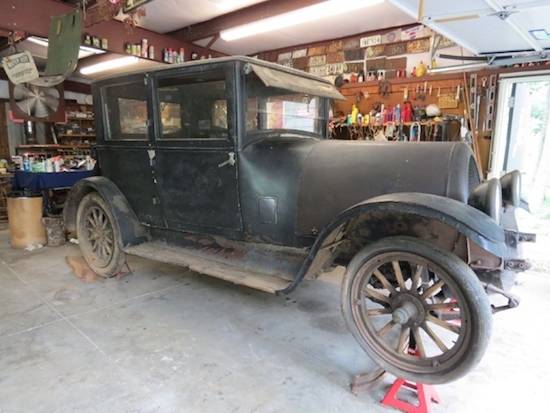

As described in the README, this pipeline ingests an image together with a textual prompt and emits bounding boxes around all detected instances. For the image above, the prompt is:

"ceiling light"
[220,0,385,41]
[80,56,139,75]
[26,36,106,59]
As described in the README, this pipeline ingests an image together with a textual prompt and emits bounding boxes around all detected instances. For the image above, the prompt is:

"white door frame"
[489,71,550,179]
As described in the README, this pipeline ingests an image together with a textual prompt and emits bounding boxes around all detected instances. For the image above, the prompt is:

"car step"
[125,241,293,294]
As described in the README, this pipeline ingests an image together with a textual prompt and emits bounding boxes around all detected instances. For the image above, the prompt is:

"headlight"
[500,170,521,207]
[468,178,502,223]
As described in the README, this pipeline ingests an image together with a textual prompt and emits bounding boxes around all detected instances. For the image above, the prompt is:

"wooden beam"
[0,0,223,60]
[170,0,326,42]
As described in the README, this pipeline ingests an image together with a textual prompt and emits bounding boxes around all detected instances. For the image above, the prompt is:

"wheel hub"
[391,292,426,326]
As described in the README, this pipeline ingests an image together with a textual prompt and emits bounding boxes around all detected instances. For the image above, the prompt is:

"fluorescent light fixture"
[428,62,489,74]
[220,0,385,41]
[26,36,106,59]
[80,56,139,75]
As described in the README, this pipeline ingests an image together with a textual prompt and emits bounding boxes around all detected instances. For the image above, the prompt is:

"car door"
[95,75,163,227]
[151,64,243,236]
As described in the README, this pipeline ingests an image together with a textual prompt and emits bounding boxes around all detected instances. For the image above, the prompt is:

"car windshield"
[245,73,326,138]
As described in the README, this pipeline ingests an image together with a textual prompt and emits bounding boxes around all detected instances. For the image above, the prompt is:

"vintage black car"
[64,57,532,385]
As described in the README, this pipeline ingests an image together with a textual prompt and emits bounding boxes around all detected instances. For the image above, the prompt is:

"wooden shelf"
[339,72,465,90]
[66,117,94,121]
[334,120,443,128]
[57,134,96,138]
[17,144,91,150]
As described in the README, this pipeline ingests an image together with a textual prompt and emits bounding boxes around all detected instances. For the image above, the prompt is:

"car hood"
[296,140,479,236]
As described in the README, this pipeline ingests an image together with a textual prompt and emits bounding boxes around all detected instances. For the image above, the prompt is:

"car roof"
[94,55,334,86]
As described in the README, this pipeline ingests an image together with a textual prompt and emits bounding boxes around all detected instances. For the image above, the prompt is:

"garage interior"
[0,1,549,412]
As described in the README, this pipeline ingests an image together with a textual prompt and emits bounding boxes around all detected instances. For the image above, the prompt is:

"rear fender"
[277,192,506,294]
[63,177,148,247]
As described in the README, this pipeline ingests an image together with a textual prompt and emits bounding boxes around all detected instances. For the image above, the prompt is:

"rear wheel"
[76,192,126,277]
[341,236,492,384]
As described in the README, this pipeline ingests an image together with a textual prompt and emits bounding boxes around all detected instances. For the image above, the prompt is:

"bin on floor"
[42,216,66,247]
[7,196,47,249]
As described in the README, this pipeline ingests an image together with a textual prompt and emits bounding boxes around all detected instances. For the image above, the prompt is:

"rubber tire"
[341,236,492,384]
[76,192,126,277]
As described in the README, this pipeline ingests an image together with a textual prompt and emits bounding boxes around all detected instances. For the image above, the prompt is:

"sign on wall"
[292,48,308,58]
[1,51,39,85]
[360,35,382,48]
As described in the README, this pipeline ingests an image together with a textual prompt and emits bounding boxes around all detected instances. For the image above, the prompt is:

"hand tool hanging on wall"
[469,74,478,131]
[484,74,497,132]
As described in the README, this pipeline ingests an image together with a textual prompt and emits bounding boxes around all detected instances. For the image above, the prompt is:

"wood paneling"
[334,74,466,118]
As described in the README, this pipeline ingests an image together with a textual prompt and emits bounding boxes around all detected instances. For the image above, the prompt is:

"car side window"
[157,73,229,140]
[103,82,148,140]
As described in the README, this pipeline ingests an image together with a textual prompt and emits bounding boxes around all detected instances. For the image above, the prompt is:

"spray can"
[23,155,31,172]
[141,39,148,58]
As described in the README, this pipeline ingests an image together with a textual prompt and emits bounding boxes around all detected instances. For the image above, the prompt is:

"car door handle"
[218,152,236,168]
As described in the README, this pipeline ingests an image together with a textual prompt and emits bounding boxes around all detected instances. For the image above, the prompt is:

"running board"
[125,241,294,294]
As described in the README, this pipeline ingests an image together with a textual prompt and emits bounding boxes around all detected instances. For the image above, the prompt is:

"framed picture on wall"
[123,0,154,13]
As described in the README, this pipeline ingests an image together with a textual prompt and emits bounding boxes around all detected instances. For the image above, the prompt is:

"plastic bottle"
[23,155,30,171]
[394,104,401,124]
[351,104,359,124]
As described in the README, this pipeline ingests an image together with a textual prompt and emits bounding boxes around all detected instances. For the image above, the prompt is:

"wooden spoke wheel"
[76,193,126,277]
[342,236,492,384]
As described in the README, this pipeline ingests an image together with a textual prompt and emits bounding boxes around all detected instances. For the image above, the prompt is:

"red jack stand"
[115,262,133,279]
[381,378,441,413]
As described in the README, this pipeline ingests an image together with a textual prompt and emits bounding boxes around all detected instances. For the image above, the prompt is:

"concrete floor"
[0,228,549,413]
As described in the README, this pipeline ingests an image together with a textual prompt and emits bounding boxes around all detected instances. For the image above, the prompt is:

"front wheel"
[76,192,126,277]
[341,236,492,384]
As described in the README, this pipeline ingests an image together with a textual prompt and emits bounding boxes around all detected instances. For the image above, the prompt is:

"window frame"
[151,63,236,147]
[240,66,330,148]
[100,79,151,142]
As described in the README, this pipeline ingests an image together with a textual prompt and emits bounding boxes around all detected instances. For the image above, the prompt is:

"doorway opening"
[491,74,550,217]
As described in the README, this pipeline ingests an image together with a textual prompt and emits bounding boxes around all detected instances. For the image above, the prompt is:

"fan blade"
[32,100,50,118]
[434,14,480,23]
[40,86,60,97]
[16,97,38,116]
[13,85,34,100]
[42,95,60,112]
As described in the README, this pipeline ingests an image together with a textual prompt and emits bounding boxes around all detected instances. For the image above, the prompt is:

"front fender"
[278,192,505,294]
[354,193,506,256]
[63,177,148,247]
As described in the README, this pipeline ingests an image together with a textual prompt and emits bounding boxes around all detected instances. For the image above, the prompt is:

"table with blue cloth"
[12,170,95,214]
[12,170,95,192]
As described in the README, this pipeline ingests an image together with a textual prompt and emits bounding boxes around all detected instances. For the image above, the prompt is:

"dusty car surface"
[64,56,533,385]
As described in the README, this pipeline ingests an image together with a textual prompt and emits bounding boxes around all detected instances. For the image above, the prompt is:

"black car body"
[65,57,533,385]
